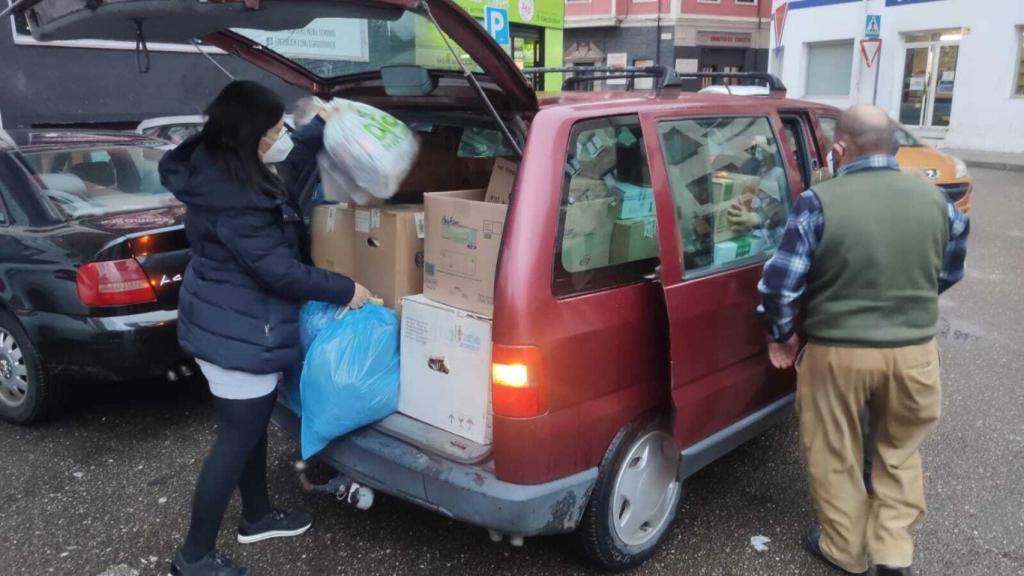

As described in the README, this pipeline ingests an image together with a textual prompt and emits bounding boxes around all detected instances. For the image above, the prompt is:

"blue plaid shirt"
[758,154,971,342]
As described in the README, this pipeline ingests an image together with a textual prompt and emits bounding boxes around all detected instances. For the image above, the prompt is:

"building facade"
[564,0,771,88]
[771,0,1024,153]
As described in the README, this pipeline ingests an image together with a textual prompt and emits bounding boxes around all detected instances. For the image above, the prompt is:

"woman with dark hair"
[159,80,369,576]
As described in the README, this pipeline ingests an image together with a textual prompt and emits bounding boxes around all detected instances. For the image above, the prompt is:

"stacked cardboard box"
[421,158,515,318]
[711,173,761,244]
[399,158,517,446]
[398,294,493,445]
[610,217,658,264]
[311,204,425,310]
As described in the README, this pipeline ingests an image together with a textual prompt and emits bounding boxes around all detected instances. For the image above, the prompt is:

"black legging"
[181,389,278,563]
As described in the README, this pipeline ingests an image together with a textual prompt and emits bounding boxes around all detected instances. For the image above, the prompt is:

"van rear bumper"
[272,404,597,537]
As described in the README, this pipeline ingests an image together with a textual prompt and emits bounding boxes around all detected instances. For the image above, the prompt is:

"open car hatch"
[13,0,538,112]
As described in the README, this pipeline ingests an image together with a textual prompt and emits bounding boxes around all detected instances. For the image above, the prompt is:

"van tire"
[0,310,53,425]
[575,419,683,571]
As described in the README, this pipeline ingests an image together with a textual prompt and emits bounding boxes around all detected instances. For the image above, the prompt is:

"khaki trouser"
[797,339,941,572]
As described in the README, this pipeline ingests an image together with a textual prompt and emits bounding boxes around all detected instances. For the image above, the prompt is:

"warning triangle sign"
[861,38,882,68]
[774,2,789,48]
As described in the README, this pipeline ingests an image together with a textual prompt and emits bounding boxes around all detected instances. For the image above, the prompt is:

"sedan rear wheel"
[0,312,53,425]
[0,328,30,408]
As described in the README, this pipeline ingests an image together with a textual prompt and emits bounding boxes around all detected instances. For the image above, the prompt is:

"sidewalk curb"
[961,159,1024,173]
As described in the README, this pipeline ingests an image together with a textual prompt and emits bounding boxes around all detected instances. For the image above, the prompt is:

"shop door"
[899,35,960,128]
[511,25,544,90]
[699,49,745,87]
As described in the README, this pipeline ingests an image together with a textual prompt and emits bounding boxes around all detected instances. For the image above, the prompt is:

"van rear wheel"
[575,421,683,571]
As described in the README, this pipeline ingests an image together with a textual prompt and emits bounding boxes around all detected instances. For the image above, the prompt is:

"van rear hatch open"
[13,0,538,113]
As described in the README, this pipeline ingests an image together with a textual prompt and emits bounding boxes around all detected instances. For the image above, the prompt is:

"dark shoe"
[238,508,312,544]
[170,549,248,576]
[802,526,869,575]
[876,566,913,576]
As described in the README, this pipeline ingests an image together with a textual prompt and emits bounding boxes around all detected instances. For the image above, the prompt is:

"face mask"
[261,132,294,164]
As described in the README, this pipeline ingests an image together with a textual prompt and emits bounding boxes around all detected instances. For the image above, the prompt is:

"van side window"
[819,116,838,148]
[553,116,659,297]
[657,116,793,279]
[779,115,813,190]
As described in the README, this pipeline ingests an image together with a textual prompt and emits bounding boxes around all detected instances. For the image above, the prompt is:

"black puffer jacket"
[159,121,354,374]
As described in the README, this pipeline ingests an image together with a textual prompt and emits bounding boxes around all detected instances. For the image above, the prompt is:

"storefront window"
[805,41,854,97]
[899,29,961,127]
[634,59,655,90]
[1016,27,1024,97]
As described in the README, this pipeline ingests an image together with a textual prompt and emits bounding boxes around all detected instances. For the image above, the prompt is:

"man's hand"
[768,334,803,369]
[728,199,760,231]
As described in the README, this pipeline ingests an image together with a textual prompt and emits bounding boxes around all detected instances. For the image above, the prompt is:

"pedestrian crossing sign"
[865,15,881,39]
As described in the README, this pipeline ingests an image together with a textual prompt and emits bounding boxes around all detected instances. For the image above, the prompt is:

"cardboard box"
[568,175,612,202]
[714,235,766,265]
[311,205,355,276]
[614,182,655,220]
[485,158,517,204]
[423,189,507,318]
[561,197,617,272]
[610,217,659,264]
[311,204,425,310]
[399,294,493,445]
[711,173,761,244]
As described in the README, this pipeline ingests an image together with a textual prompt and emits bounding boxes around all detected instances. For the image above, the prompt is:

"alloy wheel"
[0,328,29,408]
[610,430,681,547]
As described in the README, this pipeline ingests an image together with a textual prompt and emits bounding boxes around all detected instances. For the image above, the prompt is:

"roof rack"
[521,67,787,96]
[681,72,787,94]
[522,66,682,91]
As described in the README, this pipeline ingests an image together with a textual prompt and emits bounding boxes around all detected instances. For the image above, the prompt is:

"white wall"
[772,0,1024,153]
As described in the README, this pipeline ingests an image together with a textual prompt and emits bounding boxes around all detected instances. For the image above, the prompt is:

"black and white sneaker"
[169,549,248,576]
[237,508,313,544]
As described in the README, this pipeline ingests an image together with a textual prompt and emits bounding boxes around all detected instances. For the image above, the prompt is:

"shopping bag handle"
[334,296,384,320]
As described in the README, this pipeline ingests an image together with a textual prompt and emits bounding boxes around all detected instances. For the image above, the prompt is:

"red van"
[16,0,840,569]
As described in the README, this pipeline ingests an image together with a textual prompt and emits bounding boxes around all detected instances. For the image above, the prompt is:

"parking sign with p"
[485,6,510,46]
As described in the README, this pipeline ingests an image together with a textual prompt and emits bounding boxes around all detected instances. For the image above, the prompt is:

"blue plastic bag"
[279,367,303,415]
[299,301,342,354]
[299,304,400,459]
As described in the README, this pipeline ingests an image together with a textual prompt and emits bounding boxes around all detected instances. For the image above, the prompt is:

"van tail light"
[491,345,546,418]
[77,259,157,307]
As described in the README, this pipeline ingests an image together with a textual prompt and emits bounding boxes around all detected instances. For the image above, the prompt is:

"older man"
[758,105,969,575]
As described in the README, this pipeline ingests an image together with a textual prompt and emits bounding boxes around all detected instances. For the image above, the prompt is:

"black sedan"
[0,129,191,424]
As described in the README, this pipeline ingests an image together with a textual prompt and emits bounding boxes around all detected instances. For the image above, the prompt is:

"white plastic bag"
[317,98,419,205]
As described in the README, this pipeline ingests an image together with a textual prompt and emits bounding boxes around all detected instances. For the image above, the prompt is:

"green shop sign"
[450,0,564,30]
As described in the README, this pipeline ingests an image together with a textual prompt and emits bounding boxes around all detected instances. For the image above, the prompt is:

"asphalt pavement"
[1,167,1021,576]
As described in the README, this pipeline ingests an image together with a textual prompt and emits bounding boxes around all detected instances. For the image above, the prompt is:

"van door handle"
[644,268,661,283]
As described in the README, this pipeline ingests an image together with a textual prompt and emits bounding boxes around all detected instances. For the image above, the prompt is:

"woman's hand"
[316,99,337,122]
[348,283,371,310]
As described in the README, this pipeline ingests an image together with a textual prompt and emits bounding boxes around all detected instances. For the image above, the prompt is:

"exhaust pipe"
[294,460,374,510]
[166,369,179,382]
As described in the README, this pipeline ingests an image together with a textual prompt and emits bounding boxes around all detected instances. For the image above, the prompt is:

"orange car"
[894,125,973,213]
[818,117,972,213]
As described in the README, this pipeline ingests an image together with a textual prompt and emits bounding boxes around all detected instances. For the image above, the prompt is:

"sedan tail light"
[491,344,547,418]
[77,259,157,307]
